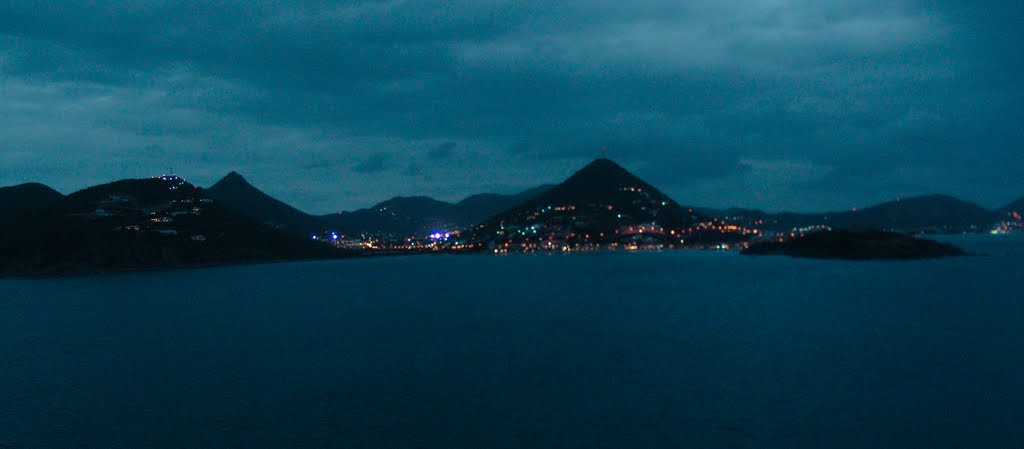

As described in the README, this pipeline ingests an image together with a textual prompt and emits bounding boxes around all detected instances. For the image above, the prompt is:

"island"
[741,229,966,260]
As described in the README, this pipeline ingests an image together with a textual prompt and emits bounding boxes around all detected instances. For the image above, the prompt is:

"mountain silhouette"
[0,182,64,224]
[322,196,457,236]
[470,158,745,248]
[453,185,554,224]
[322,186,552,236]
[0,176,333,276]
[206,172,324,236]
[491,158,705,226]
[833,194,996,230]
[703,194,999,232]
[1001,197,1024,214]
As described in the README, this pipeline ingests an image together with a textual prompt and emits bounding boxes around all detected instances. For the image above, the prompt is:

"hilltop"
[469,158,752,250]
[0,182,64,224]
[206,171,324,236]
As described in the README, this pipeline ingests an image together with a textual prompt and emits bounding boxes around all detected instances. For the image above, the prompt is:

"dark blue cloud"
[0,0,1021,212]
[351,152,392,174]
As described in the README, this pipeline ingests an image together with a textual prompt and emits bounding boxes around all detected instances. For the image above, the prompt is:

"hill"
[702,194,999,233]
[1001,197,1024,214]
[323,196,457,236]
[453,185,554,224]
[203,171,550,238]
[468,158,751,250]
[831,195,996,231]
[0,182,64,224]
[0,176,338,276]
[999,197,1024,230]
[206,172,324,236]
[322,186,552,236]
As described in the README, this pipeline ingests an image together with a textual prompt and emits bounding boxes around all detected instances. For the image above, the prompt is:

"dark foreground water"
[2,236,1023,448]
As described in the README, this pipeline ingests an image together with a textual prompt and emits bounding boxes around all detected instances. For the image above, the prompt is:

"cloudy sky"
[1,1,1021,213]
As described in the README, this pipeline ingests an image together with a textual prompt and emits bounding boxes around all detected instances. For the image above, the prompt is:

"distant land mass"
[321,185,552,237]
[1002,197,1024,214]
[453,186,555,222]
[0,176,337,276]
[705,194,998,233]
[323,196,457,236]
[0,158,1018,275]
[205,170,552,237]
[829,194,996,231]
[468,158,752,250]
[742,230,966,260]
[999,197,1024,232]
[0,182,64,224]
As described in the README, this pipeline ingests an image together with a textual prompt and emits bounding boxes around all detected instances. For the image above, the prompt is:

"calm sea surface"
[2,235,1023,448]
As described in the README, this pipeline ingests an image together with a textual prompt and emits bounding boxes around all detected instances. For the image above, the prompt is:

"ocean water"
[1,236,1022,448]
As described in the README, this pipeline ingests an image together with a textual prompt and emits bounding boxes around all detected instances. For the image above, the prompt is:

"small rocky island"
[741,229,966,260]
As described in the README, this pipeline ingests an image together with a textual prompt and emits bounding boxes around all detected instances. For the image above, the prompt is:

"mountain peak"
[223,171,247,182]
[0,182,65,224]
[576,158,630,175]
[585,157,618,166]
[210,171,253,190]
[468,158,733,249]
[206,172,320,235]
[552,158,651,197]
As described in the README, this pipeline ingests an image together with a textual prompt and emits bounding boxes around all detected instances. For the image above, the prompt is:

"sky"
[1,0,1021,213]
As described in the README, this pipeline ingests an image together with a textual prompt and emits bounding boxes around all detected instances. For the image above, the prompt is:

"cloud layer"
[1,0,1021,212]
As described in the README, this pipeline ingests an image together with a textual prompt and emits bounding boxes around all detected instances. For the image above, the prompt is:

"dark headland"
[0,176,343,277]
[741,230,967,260]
